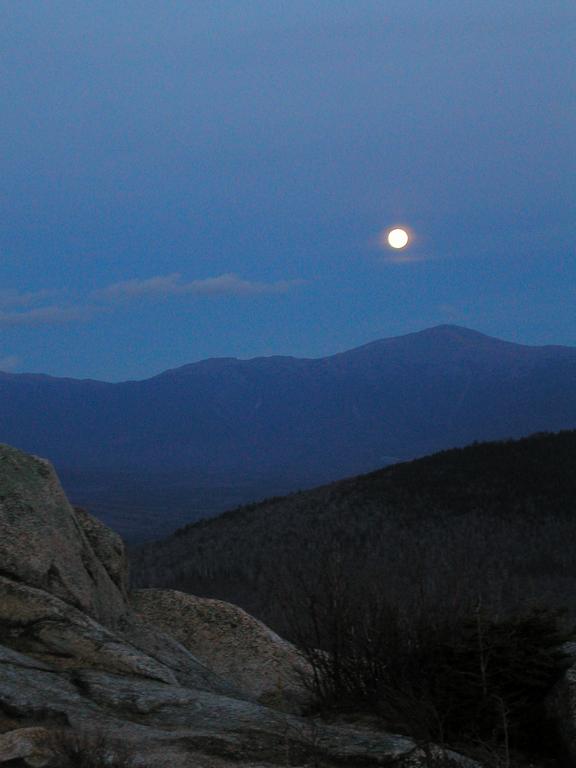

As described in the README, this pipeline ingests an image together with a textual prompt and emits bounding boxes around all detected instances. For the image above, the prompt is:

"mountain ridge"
[2,325,575,384]
[1,324,575,540]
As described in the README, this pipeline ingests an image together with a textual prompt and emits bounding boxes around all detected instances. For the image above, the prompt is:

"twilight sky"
[1,1,575,381]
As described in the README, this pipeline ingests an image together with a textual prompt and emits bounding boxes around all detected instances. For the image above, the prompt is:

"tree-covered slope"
[132,430,576,629]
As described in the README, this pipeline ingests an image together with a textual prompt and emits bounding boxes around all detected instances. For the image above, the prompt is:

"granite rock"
[131,589,312,710]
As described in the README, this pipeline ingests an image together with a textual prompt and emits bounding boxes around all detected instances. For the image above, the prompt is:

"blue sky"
[1,1,575,380]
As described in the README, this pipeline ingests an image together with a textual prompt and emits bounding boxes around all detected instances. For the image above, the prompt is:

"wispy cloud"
[0,305,93,327]
[94,273,306,301]
[0,273,305,330]
[0,355,20,372]
[0,289,58,309]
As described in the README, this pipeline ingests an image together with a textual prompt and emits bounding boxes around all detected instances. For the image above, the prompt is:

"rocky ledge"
[0,443,488,766]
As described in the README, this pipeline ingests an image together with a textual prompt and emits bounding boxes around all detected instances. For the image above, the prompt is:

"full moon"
[387,228,409,249]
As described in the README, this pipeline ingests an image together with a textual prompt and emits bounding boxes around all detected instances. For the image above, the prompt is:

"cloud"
[0,289,58,309]
[0,273,305,331]
[0,305,93,327]
[182,273,306,296]
[94,273,183,300]
[94,273,306,301]
[0,355,20,372]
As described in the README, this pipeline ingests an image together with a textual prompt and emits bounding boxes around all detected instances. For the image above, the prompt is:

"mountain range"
[1,324,575,539]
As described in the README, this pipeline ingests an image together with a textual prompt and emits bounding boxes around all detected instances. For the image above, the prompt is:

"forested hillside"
[133,430,576,633]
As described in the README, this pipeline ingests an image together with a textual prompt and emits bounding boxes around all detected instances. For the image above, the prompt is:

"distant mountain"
[131,430,576,633]
[1,324,576,539]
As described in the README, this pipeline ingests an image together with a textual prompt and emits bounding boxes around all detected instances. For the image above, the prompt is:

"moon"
[387,228,409,249]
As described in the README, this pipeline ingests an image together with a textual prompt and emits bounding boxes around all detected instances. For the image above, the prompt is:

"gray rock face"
[0,640,435,767]
[0,444,126,626]
[131,589,312,710]
[0,443,479,767]
[0,727,53,766]
[73,506,129,596]
[0,575,230,689]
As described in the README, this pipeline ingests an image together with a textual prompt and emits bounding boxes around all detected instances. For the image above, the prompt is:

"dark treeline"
[132,430,576,632]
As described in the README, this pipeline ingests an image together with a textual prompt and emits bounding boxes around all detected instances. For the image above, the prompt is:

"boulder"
[0,445,126,626]
[131,589,312,710]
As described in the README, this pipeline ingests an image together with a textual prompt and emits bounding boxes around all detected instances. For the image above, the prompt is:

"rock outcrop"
[131,589,311,710]
[0,445,126,626]
[73,506,128,595]
[0,443,480,767]
[0,726,52,766]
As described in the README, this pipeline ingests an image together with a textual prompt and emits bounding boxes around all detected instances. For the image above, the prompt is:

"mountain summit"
[1,325,575,539]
